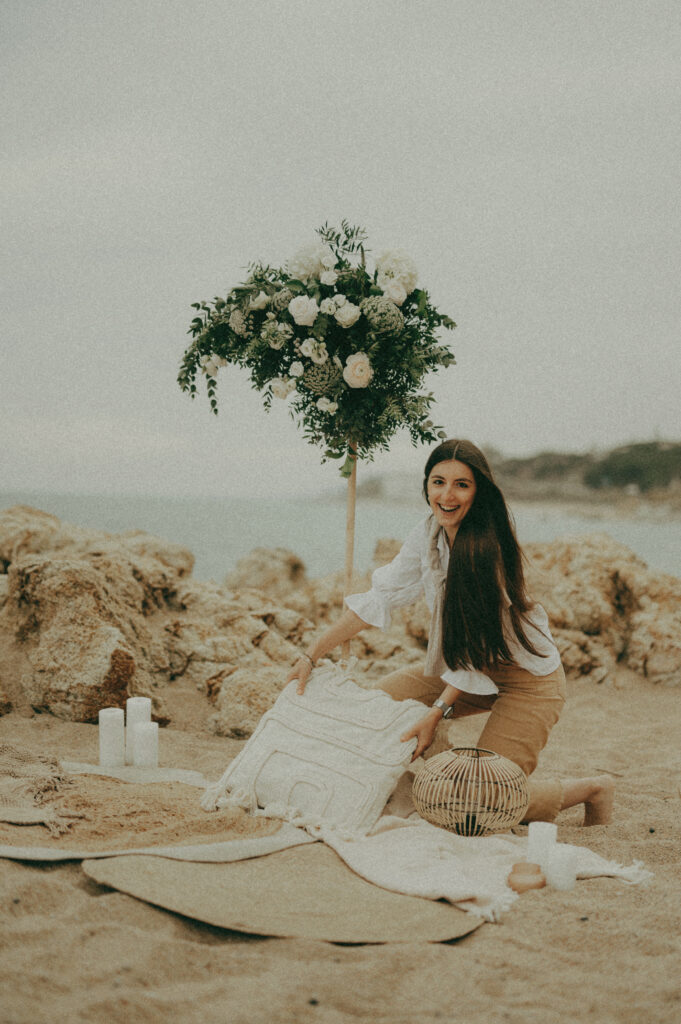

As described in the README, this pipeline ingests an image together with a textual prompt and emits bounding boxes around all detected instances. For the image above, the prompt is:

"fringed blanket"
[0,743,83,837]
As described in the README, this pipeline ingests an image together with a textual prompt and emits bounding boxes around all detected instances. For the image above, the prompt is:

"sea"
[2,490,680,583]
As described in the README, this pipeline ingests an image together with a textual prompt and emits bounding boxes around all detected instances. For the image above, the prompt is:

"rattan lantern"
[412,747,529,836]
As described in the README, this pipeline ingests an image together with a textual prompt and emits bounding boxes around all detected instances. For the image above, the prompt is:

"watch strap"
[432,698,455,719]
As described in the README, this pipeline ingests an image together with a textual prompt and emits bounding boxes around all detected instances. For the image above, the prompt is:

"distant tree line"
[494,441,681,493]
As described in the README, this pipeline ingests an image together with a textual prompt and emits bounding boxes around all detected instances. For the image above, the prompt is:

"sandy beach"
[1,660,679,1024]
[0,504,679,1023]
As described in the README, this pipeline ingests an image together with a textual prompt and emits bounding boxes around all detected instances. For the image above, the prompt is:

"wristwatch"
[432,698,455,719]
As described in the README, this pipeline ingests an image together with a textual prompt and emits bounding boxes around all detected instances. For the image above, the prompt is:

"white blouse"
[345,516,561,696]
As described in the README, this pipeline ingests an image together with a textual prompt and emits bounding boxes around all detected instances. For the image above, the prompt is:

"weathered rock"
[0,508,197,721]
[626,590,681,687]
[0,509,316,731]
[525,533,681,685]
[162,580,311,692]
[551,630,616,684]
[355,531,681,687]
[224,547,306,603]
[1,506,678,745]
[0,506,194,583]
[0,554,162,722]
[210,665,287,738]
[295,531,681,689]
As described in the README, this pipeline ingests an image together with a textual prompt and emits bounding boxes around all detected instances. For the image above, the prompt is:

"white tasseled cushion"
[202,661,427,835]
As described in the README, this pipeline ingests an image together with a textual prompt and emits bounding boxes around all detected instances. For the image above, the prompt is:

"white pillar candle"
[125,696,152,765]
[98,707,125,767]
[527,821,558,871]
[545,844,578,890]
[132,721,159,768]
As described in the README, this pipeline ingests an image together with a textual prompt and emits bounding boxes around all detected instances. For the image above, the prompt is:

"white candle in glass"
[125,696,152,764]
[527,821,558,871]
[545,845,578,890]
[132,721,159,768]
[98,707,125,767]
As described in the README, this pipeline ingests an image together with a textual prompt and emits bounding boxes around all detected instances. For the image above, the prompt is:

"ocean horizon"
[1,489,680,584]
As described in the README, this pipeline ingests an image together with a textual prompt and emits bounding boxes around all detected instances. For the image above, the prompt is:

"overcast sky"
[3,0,680,499]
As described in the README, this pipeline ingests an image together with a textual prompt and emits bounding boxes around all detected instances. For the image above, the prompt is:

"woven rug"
[82,845,482,943]
[0,744,82,836]
[0,747,652,934]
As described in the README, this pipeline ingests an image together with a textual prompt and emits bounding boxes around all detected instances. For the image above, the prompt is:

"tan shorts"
[377,662,567,822]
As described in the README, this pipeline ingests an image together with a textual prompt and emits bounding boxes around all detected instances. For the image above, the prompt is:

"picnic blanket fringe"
[201,782,365,841]
[580,857,653,885]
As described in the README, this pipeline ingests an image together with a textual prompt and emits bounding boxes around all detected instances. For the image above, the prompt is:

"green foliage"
[498,451,592,481]
[583,442,681,492]
[177,222,456,469]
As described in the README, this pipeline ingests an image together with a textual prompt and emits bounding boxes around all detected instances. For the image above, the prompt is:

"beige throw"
[0,743,81,837]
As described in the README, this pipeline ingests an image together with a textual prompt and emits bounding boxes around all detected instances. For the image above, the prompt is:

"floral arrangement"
[178,222,456,475]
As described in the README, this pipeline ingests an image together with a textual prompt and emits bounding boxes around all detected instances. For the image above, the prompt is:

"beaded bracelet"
[298,652,316,669]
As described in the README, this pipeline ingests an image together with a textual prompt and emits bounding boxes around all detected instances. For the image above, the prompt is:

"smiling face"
[426,458,477,542]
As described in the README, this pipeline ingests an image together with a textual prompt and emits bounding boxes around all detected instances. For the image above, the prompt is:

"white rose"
[271,377,291,399]
[287,243,336,281]
[320,297,337,315]
[333,293,346,307]
[310,342,328,365]
[320,270,338,286]
[301,338,328,364]
[288,295,319,326]
[334,301,361,328]
[317,397,338,414]
[203,358,219,376]
[381,279,407,306]
[343,352,373,388]
[248,290,269,310]
[376,249,418,293]
[289,361,305,378]
[198,354,212,367]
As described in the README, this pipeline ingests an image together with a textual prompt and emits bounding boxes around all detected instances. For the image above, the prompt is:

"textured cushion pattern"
[202,661,428,834]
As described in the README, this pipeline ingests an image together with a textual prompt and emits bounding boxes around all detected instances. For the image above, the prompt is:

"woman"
[287,439,614,826]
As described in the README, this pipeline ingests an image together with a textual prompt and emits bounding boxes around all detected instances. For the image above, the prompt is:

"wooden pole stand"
[342,442,358,658]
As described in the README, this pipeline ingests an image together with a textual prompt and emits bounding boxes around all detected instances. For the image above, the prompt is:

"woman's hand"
[286,656,313,695]
[283,611,369,696]
[400,710,441,762]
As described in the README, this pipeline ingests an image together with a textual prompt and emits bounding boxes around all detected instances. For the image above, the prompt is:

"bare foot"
[583,775,615,826]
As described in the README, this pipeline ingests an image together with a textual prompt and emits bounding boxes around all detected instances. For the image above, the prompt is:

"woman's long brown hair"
[423,439,546,671]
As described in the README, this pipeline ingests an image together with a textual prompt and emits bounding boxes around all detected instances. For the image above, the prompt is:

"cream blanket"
[0,757,651,921]
[0,744,652,922]
[319,809,651,921]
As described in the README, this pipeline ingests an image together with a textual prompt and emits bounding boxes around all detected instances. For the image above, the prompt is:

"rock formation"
[525,533,681,687]
[0,508,310,732]
[0,507,678,740]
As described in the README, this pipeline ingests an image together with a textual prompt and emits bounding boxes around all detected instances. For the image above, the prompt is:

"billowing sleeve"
[344,520,426,630]
[440,667,499,696]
